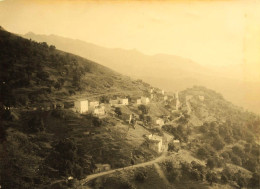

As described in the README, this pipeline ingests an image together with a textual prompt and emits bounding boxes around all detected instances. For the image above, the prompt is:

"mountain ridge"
[23,32,260,114]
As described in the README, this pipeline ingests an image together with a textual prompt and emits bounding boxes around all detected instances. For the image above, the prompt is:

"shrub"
[27,115,45,133]
[0,124,6,142]
[212,136,225,151]
[243,158,257,172]
[138,105,149,114]
[197,147,210,160]
[69,89,76,96]
[221,174,228,184]
[248,173,260,188]
[168,169,182,183]
[92,117,103,127]
[114,107,122,117]
[206,158,216,170]
[36,71,49,81]
[135,168,148,182]
[231,155,242,166]
[232,145,244,156]
[206,171,218,185]
[220,151,230,160]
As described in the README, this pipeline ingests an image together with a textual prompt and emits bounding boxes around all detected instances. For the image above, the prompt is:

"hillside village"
[0,28,260,189]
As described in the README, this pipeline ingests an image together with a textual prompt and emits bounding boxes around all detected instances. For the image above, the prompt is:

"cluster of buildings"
[74,92,156,115]
[109,97,129,106]
[74,99,105,116]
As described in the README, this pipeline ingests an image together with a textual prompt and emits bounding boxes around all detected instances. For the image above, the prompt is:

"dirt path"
[79,149,204,187]
[80,152,168,185]
[154,163,170,186]
[186,96,192,114]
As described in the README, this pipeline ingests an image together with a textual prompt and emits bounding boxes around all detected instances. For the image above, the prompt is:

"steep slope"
[23,32,260,114]
[69,84,259,189]
[23,32,206,78]
[0,28,151,108]
[86,86,260,189]
[0,28,156,189]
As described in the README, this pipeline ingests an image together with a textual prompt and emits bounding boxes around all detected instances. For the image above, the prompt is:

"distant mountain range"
[23,32,260,114]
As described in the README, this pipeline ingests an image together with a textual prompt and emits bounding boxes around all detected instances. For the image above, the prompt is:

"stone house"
[146,134,163,153]
[155,118,165,127]
[74,100,88,114]
[109,97,128,106]
[161,90,165,95]
[109,99,119,106]
[136,99,142,105]
[89,101,99,110]
[93,105,105,116]
[119,98,129,105]
[199,95,205,101]
[141,97,150,104]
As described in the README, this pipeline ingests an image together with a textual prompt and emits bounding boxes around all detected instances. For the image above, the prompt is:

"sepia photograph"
[0,0,259,188]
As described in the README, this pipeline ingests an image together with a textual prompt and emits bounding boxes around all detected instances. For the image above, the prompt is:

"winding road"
[80,152,169,185]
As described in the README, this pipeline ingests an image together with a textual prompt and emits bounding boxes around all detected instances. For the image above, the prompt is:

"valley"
[0,28,259,189]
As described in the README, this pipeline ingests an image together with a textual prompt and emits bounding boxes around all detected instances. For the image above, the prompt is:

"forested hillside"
[0,28,150,108]
[0,28,153,189]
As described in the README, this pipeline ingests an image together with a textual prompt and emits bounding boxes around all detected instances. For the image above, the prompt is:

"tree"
[237,177,247,189]
[92,116,102,127]
[178,115,189,124]
[100,96,109,103]
[135,168,147,182]
[244,158,257,172]
[206,158,216,170]
[221,174,228,184]
[27,115,45,133]
[197,147,210,160]
[145,115,152,125]
[114,107,122,117]
[212,136,225,151]
[231,155,242,166]
[168,141,179,152]
[50,45,56,51]
[232,145,244,156]
[36,71,49,81]
[248,173,260,188]
[44,138,94,179]
[206,171,218,185]
[0,124,6,142]
[168,169,182,183]
[138,105,149,114]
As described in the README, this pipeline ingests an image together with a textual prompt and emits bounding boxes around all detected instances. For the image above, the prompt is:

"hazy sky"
[0,0,259,78]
